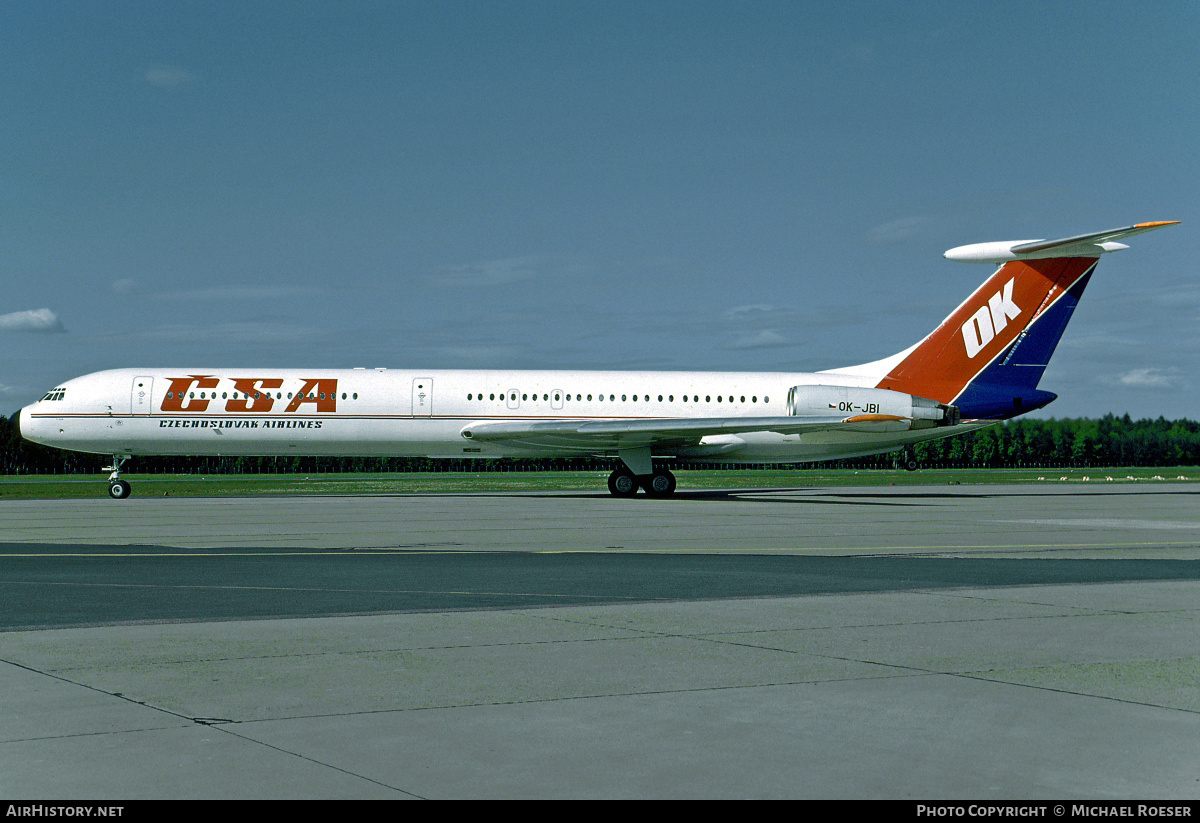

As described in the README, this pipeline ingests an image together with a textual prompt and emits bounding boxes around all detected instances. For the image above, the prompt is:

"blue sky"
[3,1,1197,419]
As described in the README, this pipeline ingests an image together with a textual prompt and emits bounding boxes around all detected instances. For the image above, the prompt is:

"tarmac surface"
[2,483,1199,798]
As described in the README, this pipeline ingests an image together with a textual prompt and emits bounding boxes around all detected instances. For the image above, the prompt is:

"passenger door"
[131,376,154,415]
[412,378,433,417]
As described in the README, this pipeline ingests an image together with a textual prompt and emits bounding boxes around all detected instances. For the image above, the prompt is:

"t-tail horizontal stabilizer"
[943,221,1179,264]
[877,221,1178,419]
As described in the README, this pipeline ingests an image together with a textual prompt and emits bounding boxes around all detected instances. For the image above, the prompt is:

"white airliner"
[17,221,1178,499]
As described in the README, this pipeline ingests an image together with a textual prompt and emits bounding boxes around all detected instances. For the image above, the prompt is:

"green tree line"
[3,412,1199,475]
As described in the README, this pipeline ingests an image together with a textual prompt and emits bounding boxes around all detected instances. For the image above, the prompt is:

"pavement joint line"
[202,671,941,725]
[34,635,661,673]
[956,670,1200,715]
[1,656,197,726]
[206,724,426,798]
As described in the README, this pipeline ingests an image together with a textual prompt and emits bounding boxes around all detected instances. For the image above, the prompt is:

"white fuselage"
[19,367,965,465]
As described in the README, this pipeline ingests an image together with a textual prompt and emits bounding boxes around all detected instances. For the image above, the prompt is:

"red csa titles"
[161,376,338,413]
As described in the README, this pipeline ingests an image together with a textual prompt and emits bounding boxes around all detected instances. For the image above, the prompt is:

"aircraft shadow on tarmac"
[384,488,943,504]
[402,486,1200,505]
[3,544,1199,631]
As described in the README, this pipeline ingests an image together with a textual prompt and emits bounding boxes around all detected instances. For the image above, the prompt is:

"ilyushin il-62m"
[17,221,1177,498]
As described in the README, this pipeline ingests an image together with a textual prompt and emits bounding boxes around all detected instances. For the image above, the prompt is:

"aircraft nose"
[9,410,20,442]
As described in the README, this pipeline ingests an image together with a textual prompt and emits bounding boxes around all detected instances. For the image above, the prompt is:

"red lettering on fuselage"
[160,376,337,413]
[227,378,284,412]
[161,375,220,411]
[284,379,338,413]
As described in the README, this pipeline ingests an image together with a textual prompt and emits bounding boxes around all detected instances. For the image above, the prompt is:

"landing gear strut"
[104,455,132,499]
[900,448,919,472]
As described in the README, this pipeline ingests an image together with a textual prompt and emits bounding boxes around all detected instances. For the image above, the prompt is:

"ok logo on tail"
[961,279,1021,358]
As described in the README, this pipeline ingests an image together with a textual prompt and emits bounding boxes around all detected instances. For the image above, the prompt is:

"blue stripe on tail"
[951,264,1096,419]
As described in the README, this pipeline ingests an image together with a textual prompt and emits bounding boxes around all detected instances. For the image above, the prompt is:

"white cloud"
[849,43,876,62]
[436,344,527,363]
[724,304,777,321]
[434,256,541,288]
[867,216,933,243]
[154,285,323,302]
[730,330,789,349]
[0,308,65,333]
[132,318,308,346]
[144,65,197,88]
[721,304,797,350]
[1118,368,1180,389]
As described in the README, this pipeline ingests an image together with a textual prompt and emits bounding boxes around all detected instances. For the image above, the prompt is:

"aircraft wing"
[460,414,913,453]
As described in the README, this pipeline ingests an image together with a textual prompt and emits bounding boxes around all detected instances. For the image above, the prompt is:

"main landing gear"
[104,455,132,499]
[607,465,677,498]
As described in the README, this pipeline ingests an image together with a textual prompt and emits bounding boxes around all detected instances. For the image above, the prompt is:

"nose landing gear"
[103,455,132,499]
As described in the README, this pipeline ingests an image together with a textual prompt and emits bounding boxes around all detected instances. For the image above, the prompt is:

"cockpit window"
[40,388,66,402]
